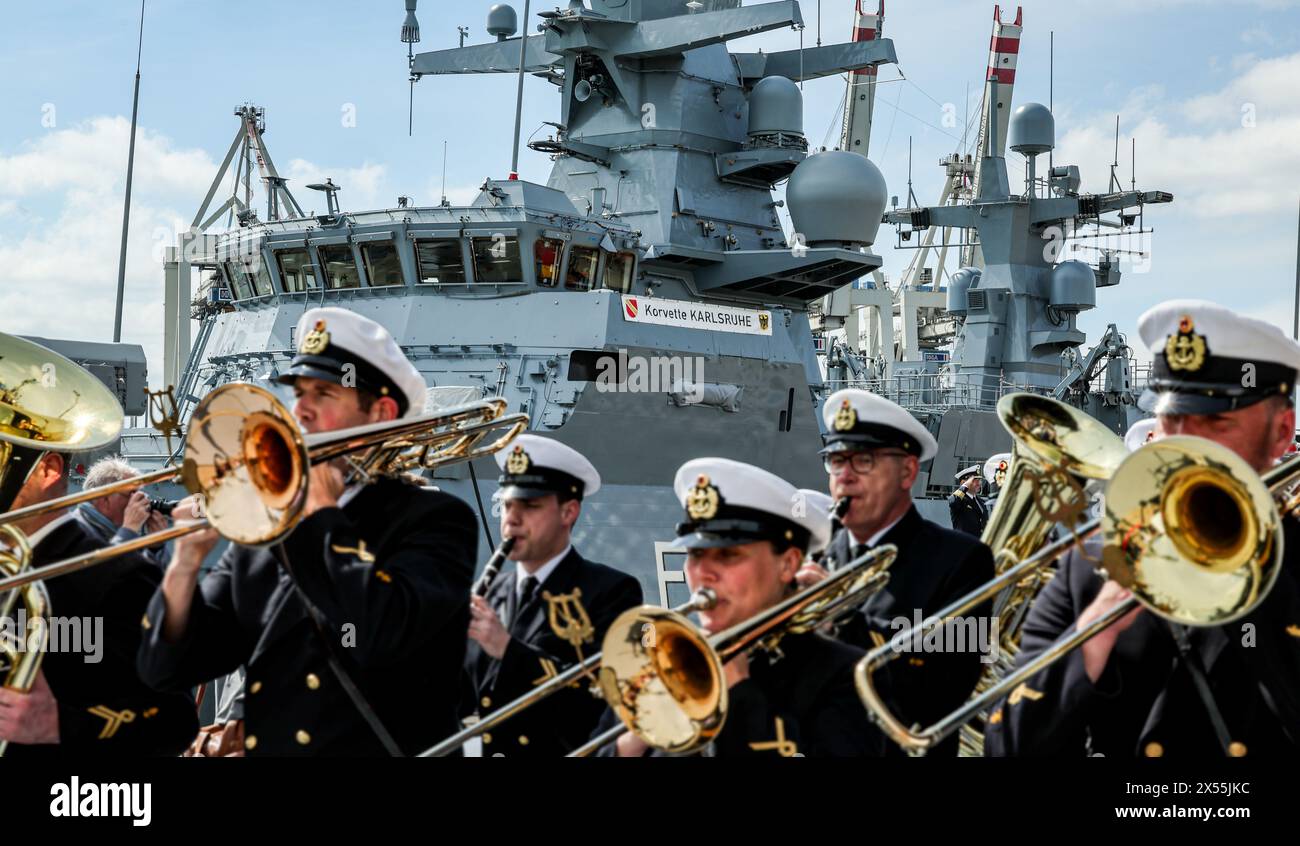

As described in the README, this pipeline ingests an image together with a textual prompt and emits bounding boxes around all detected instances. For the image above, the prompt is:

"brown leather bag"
[183,683,245,757]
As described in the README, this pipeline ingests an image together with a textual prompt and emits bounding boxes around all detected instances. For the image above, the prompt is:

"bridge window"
[471,236,521,284]
[275,249,316,292]
[565,246,598,292]
[415,238,467,284]
[223,262,251,299]
[224,259,271,298]
[318,245,361,289]
[535,238,564,288]
[602,251,635,294]
[361,242,403,287]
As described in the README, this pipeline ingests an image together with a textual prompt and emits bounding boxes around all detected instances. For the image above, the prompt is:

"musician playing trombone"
[594,458,884,757]
[800,388,995,757]
[985,301,1300,757]
[137,307,479,756]
[461,434,641,756]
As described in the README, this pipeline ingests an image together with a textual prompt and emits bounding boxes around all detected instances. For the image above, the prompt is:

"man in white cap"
[987,300,1300,757]
[462,434,641,756]
[948,465,987,537]
[802,388,995,757]
[596,458,884,757]
[139,307,480,756]
[1123,417,1158,452]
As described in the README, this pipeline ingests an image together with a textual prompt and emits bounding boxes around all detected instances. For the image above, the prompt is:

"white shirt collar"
[848,510,907,550]
[515,544,572,595]
[25,510,79,549]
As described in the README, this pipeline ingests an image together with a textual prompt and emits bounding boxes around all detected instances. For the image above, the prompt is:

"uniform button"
[306,673,321,690]
[518,736,529,746]
[249,681,262,694]
[1228,742,1247,757]
[245,735,258,751]
[1144,742,1163,758]
[483,733,493,744]
[481,696,492,709]
[296,730,312,746]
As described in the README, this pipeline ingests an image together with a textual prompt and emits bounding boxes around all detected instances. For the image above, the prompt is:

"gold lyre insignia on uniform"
[330,540,375,564]
[758,312,770,332]
[1164,314,1207,373]
[300,319,330,355]
[1286,624,1300,637]
[748,716,799,757]
[88,706,136,740]
[686,474,720,520]
[832,399,857,432]
[544,588,595,651]
[1008,683,1044,707]
[505,445,531,475]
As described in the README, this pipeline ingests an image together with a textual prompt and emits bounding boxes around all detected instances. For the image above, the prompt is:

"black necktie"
[518,576,538,611]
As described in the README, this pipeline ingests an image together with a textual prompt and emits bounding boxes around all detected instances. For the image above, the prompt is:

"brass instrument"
[957,393,1128,755]
[568,543,897,757]
[1,333,125,755]
[0,381,530,594]
[421,542,897,758]
[856,435,1299,756]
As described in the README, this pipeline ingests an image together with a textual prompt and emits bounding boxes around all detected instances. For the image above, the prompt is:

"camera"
[148,497,179,516]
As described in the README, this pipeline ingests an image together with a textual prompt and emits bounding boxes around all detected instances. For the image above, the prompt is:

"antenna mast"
[112,0,146,343]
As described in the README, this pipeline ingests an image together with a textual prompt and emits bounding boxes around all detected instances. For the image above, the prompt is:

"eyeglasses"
[823,450,910,475]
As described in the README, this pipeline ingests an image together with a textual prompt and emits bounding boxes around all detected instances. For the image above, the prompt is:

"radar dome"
[1009,103,1055,155]
[946,267,982,316]
[1049,260,1096,313]
[748,76,803,138]
[487,4,518,40]
[786,151,888,247]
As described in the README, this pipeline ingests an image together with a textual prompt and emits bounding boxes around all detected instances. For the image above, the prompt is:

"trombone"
[420,542,898,758]
[0,381,530,594]
[856,434,1299,756]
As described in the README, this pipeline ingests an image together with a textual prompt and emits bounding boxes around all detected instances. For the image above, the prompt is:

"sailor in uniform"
[1123,417,1158,453]
[462,434,641,756]
[986,300,1300,757]
[948,465,988,536]
[596,458,883,757]
[982,453,1010,513]
[805,388,995,756]
[138,307,479,756]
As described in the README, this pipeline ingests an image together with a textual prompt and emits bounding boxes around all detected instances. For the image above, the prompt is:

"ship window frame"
[601,251,636,294]
[535,237,566,288]
[360,240,405,288]
[564,245,600,292]
[222,261,253,300]
[470,235,523,285]
[317,243,362,290]
[274,248,318,293]
[413,237,469,286]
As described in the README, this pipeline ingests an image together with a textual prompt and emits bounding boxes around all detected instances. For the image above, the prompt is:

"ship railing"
[822,373,1055,412]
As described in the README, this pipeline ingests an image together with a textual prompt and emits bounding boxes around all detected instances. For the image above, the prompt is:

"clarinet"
[472,536,517,598]
[823,496,851,569]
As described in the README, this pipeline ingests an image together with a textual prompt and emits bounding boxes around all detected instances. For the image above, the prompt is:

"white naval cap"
[954,465,981,483]
[276,307,427,418]
[671,458,831,553]
[983,453,1011,484]
[820,388,938,462]
[1124,417,1159,452]
[1137,299,1300,415]
[796,489,835,555]
[494,433,601,500]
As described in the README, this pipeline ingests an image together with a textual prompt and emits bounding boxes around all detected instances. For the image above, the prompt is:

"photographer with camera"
[78,457,197,568]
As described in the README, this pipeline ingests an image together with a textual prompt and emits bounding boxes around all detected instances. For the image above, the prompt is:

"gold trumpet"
[856,434,1298,756]
[420,543,898,758]
[0,381,530,595]
[1,333,126,756]
[958,393,1129,755]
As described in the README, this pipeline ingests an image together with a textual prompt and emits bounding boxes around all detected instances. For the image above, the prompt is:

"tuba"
[1,333,125,755]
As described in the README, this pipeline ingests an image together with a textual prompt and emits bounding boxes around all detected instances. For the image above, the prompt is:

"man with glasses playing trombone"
[985,301,1300,757]
[137,307,479,756]
[797,388,995,757]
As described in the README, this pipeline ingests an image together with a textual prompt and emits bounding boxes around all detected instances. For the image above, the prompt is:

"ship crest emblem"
[300,320,330,355]
[1165,315,1207,373]
[505,445,531,475]
[758,312,770,332]
[832,399,858,432]
[686,474,720,521]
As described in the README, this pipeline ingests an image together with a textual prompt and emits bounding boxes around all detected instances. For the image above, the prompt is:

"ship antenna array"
[401,0,421,136]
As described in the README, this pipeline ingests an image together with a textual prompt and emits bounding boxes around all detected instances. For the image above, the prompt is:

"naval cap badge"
[300,320,330,356]
[1164,314,1207,373]
[505,445,531,475]
[832,398,858,432]
[686,474,720,521]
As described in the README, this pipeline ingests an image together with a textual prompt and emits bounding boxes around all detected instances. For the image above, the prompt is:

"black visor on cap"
[496,468,585,501]
[670,507,811,553]
[819,421,920,457]
[1139,387,1282,416]
[274,348,409,416]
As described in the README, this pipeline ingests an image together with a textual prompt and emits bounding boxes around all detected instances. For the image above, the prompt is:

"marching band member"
[801,388,995,756]
[137,307,478,756]
[986,301,1300,757]
[462,434,641,756]
[599,458,884,757]
[948,465,988,536]
[0,453,198,755]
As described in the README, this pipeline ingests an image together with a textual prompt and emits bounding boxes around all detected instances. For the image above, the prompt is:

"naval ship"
[40,0,1169,611]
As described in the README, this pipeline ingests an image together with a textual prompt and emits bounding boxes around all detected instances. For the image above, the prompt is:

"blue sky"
[3,0,1299,381]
